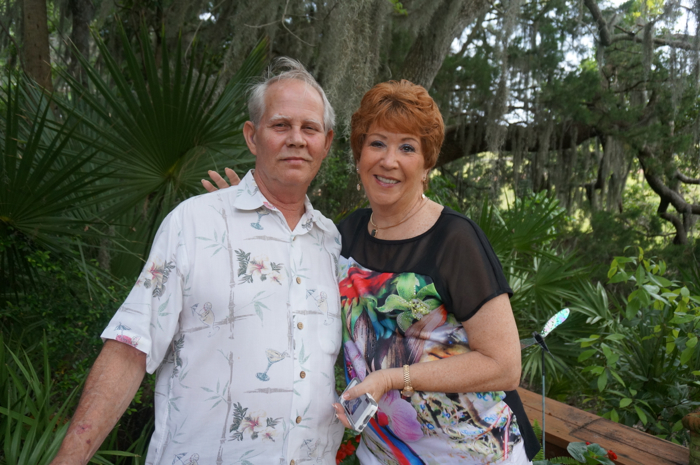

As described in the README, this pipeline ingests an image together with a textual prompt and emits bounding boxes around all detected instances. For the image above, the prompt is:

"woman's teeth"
[376,176,398,184]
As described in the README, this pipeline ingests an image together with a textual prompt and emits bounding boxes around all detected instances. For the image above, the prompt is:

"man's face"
[243,80,333,195]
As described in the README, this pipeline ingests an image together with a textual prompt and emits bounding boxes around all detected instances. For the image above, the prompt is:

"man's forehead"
[266,79,324,107]
[269,114,322,125]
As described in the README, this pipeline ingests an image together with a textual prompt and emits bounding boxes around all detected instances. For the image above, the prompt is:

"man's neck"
[253,171,308,230]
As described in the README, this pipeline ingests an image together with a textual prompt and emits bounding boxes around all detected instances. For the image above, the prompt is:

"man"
[50,58,344,465]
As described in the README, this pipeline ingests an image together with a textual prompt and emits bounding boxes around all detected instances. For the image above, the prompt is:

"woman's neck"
[368,198,443,240]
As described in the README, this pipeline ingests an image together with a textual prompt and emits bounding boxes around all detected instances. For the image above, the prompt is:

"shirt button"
[300,371,306,379]
[297,322,304,330]
[296,416,302,424]
[293,236,297,241]
[296,277,302,284]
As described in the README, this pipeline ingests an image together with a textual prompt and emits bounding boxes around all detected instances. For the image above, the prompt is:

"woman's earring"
[356,166,361,191]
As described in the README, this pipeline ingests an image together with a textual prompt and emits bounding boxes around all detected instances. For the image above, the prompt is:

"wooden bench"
[517,387,689,465]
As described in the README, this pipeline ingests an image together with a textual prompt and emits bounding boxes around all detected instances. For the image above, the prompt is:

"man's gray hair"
[248,57,335,133]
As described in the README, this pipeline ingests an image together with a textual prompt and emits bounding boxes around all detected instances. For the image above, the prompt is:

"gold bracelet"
[401,364,414,397]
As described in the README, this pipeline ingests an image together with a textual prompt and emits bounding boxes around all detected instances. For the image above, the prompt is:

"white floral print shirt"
[102,170,344,465]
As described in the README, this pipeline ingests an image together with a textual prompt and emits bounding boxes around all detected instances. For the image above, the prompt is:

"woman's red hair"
[350,80,444,169]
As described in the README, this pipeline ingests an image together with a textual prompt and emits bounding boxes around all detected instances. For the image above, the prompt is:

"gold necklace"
[370,196,427,238]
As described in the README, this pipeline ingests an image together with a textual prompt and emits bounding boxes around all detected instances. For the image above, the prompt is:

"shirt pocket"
[305,283,342,356]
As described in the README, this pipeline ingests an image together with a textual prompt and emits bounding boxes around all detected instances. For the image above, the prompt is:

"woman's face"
[358,123,428,212]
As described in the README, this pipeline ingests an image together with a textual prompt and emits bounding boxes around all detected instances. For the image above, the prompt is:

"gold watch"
[401,364,414,397]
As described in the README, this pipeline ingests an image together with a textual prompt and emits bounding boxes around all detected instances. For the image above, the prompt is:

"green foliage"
[387,0,408,15]
[0,334,137,465]
[308,149,363,223]
[56,25,266,276]
[576,248,700,441]
[0,335,79,465]
[2,250,131,395]
[474,192,604,390]
[565,443,614,465]
[0,75,112,300]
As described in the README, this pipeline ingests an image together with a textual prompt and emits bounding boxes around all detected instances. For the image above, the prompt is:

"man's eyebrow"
[303,119,322,126]
[269,115,290,123]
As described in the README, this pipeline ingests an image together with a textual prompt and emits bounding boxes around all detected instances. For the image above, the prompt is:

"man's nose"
[286,126,306,147]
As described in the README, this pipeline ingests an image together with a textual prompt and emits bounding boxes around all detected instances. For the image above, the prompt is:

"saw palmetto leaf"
[56,25,267,263]
[0,76,113,299]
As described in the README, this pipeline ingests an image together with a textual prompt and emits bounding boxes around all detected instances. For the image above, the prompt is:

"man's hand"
[201,168,241,192]
[49,340,146,465]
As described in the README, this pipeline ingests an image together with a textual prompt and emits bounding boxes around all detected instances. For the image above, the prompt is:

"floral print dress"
[337,208,539,465]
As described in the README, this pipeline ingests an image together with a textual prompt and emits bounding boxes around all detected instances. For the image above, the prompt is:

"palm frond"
[0,76,115,299]
[54,25,266,264]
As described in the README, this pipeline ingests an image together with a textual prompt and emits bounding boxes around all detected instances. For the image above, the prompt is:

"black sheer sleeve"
[433,210,513,321]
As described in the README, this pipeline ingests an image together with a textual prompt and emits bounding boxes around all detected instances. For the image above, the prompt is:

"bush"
[576,248,700,443]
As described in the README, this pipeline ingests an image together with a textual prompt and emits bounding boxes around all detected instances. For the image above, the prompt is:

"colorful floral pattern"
[339,257,524,464]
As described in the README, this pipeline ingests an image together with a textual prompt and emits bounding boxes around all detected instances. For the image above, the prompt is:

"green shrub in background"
[0,244,153,463]
[0,334,144,465]
[576,248,700,443]
[1,246,131,394]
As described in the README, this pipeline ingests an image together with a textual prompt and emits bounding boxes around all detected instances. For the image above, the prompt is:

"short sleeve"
[101,208,189,373]
[436,214,512,321]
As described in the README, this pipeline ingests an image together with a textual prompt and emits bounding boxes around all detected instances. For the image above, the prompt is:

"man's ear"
[243,121,258,156]
[322,129,334,160]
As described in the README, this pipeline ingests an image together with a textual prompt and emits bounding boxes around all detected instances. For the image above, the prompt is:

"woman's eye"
[400,144,416,152]
[369,140,385,148]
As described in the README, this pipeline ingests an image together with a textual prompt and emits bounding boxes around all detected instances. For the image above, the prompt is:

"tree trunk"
[68,0,94,86]
[399,0,490,89]
[22,0,52,92]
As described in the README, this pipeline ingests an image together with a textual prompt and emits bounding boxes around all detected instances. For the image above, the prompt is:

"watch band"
[401,364,414,397]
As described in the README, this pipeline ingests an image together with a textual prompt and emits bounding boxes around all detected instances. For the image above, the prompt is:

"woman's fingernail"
[342,393,349,400]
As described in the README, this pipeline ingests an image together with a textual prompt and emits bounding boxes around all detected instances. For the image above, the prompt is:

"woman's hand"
[201,167,241,192]
[332,368,401,429]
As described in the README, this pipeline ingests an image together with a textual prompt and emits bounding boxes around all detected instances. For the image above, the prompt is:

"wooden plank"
[583,419,688,465]
[516,388,688,465]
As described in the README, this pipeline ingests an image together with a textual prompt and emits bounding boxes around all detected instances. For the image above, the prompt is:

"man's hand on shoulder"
[201,168,241,192]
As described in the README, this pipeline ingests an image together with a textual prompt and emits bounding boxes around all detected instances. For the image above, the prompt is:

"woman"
[330,80,538,464]
[205,80,538,464]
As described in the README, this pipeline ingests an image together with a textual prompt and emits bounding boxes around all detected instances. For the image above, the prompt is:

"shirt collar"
[232,170,333,233]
